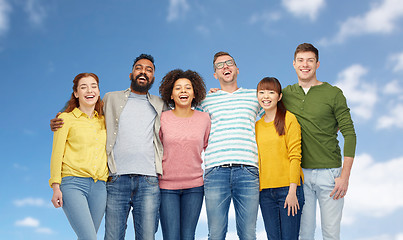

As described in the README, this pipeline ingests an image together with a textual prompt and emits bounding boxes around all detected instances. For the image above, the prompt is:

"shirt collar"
[72,107,99,118]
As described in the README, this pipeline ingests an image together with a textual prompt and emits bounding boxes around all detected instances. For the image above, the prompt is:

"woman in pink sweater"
[158,69,211,240]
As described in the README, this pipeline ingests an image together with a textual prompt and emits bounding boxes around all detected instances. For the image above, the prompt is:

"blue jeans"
[204,165,260,240]
[159,186,204,240]
[104,174,160,240]
[259,185,304,240]
[60,176,106,240]
[299,168,344,240]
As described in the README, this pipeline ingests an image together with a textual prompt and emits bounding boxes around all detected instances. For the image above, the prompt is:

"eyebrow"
[174,83,192,87]
[135,64,154,69]
[79,83,98,87]
[297,57,315,60]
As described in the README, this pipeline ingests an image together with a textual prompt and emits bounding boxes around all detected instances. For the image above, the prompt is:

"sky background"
[1,0,403,239]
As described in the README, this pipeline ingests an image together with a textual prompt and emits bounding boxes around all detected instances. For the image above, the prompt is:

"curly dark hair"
[159,69,206,108]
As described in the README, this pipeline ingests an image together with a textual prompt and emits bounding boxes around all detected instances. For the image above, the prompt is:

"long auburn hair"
[257,77,286,136]
[65,73,103,115]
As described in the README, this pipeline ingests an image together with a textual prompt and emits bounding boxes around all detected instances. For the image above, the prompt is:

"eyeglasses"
[214,60,235,69]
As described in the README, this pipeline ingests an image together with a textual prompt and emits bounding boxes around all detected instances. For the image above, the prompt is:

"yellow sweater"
[49,108,108,187]
[255,111,303,191]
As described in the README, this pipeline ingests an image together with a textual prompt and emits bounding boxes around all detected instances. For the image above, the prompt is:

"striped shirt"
[198,88,262,169]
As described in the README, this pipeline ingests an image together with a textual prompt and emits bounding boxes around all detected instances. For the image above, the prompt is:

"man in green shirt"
[282,43,356,240]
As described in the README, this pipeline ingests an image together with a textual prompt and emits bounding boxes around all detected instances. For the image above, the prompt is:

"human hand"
[51,184,63,208]
[284,193,300,216]
[330,176,349,200]
[50,112,63,132]
[208,88,220,93]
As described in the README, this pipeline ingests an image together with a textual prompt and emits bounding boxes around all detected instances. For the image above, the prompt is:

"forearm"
[288,183,297,195]
[340,156,354,181]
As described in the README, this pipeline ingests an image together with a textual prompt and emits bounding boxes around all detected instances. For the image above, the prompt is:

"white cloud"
[249,11,281,25]
[35,227,54,234]
[13,163,28,171]
[24,0,47,26]
[167,0,189,22]
[196,25,210,37]
[334,64,377,120]
[15,217,40,227]
[14,197,47,207]
[383,79,402,95]
[343,154,403,223]
[389,51,403,73]
[377,103,403,129]
[357,233,403,240]
[377,76,403,129]
[0,0,12,36]
[282,0,325,21]
[320,0,403,45]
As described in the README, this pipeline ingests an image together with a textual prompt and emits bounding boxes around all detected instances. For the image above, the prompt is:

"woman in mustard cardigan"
[49,73,108,240]
[255,77,304,240]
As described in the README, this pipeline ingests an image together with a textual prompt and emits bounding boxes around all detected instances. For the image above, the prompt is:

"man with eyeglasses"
[198,51,262,240]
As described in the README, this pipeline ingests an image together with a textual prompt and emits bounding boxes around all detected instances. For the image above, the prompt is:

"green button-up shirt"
[283,82,356,169]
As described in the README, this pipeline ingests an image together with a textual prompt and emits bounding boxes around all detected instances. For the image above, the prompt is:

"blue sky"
[1,0,403,239]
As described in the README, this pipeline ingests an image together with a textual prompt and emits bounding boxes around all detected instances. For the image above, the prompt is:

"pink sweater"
[159,110,211,190]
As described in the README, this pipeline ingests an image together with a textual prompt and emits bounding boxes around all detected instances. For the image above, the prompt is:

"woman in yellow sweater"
[255,77,304,240]
[49,73,108,240]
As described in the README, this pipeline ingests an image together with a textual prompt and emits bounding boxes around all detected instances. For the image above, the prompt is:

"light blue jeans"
[60,176,107,240]
[159,186,204,240]
[204,165,260,240]
[299,168,344,240]
[104,174,160,240]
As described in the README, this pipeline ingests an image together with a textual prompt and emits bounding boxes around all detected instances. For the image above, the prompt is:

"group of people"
[49,43,356,240]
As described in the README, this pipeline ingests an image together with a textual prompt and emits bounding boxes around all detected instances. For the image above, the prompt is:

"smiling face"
[130,58,155,93]
[73,76,100,109]
[293,51,320,83]
[171,78,195,109]
[257,89,282,112]
[213,55,239,85]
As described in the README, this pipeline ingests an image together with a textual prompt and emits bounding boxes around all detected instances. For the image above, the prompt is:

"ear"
[213,72,218,80]
[278,93,283,101]
[316,61,320,69]
[129,73,133,79]
[74,92,78,98]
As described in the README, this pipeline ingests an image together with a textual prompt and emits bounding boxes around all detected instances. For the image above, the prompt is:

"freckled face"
[74,76,100,108]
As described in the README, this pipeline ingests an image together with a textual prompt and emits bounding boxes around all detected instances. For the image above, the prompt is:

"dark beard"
[130,73,154,93]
